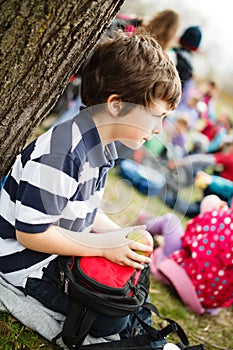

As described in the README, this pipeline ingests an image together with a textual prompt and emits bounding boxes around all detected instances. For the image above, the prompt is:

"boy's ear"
[107,94,122,117]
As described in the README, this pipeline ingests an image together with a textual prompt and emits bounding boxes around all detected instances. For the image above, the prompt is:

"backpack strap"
[53,301,97,349]
[79,333,165,349]
[142,302,189,345]
[79,302,205,350]
[81,341,204,350]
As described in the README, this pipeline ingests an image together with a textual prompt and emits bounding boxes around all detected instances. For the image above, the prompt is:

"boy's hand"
[102,243,152,270]
[102,226,153,270]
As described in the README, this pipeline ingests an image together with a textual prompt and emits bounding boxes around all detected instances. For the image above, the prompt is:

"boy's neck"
[92,112,116,146]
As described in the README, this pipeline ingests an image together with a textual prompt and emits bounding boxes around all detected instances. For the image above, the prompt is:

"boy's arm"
[92,211,120,232]
[16,225,152,270]
[16,226,103,257]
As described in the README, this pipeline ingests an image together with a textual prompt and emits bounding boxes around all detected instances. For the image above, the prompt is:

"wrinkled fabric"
[0,276,120,348]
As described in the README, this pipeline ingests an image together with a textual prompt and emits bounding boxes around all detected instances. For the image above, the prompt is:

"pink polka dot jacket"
[171,208,233,309]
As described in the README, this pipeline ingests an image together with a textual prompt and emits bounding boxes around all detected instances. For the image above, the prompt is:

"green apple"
[127,230,154,257]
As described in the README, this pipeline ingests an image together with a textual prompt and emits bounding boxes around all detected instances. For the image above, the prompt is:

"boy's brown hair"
[81,30,181,114]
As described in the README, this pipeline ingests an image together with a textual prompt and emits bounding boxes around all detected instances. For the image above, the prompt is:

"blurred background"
[121,0,233,95]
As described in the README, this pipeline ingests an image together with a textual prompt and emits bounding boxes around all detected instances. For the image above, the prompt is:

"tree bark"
[0,0,125,180]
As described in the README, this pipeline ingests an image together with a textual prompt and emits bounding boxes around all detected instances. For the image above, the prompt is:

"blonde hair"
[145,10,180,50]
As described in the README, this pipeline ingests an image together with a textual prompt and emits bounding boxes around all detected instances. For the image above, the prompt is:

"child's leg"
[145,213,184,256]
[25,277,129,337]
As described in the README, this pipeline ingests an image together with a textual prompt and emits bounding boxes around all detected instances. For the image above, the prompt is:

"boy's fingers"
[124,255,151,270]
[129,241,152,251]
[128,241,153,260]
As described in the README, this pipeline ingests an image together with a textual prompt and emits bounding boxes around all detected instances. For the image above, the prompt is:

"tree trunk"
[0,0,125,180]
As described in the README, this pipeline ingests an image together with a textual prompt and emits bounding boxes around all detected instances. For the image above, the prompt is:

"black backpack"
[45,256,205,350]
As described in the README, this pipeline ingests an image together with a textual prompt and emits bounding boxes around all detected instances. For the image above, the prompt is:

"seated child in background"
[195,170,233,207]
[165,113,189,158]
[137,195,233,315]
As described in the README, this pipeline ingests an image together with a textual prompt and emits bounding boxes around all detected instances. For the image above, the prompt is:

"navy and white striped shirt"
[0,109,117,288]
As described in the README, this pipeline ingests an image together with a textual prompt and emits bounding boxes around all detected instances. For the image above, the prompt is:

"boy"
[0,31,181,338]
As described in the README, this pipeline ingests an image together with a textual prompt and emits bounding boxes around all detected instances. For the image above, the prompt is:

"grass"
[0,313,58,350]
[1,168,232,350]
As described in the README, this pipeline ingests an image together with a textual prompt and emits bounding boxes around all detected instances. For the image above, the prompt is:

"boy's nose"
[152,118,163,134]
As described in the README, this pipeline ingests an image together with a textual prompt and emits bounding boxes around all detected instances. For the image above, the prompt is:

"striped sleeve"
[15,154,79,233]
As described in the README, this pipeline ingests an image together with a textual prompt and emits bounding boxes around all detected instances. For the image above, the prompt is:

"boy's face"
[115,99,170,150]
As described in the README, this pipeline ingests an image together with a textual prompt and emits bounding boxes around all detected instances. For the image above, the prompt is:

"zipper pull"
[64,278,69,294]
[60,271,65,283]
